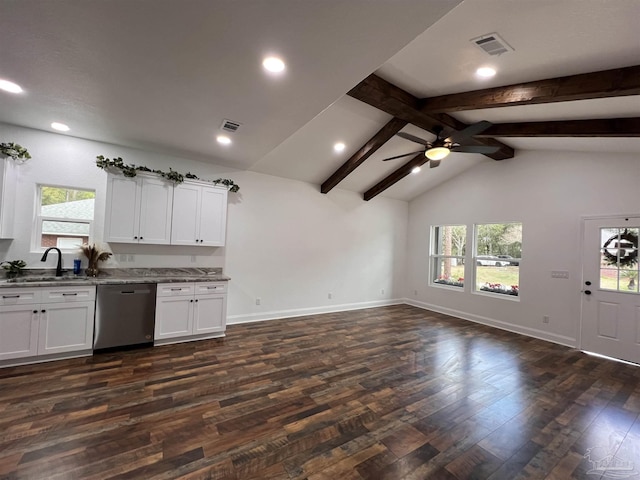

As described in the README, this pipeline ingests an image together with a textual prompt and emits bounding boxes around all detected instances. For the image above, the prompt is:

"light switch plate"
[551,270,569,279]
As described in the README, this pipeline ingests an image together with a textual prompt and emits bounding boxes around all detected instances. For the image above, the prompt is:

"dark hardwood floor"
[1,304,639,479]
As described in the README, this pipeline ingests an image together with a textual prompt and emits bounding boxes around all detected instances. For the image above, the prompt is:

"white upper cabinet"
[0,159,17,238]
[171,182,228,246]
[104,174,173,244]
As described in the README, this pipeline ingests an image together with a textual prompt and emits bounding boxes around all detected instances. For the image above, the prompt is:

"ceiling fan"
[382,120,500,168]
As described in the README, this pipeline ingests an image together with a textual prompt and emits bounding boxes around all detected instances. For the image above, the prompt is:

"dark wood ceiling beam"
[348,75,514,161]
[477,117,640,137]
[419,65,640,113]
[363,154,427,201]
[320,117,407,194]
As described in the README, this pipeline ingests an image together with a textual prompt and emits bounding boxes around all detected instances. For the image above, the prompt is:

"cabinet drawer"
[157,283,195,297]
[41,286,96,303]
[194,282,227,295]
[0,289,40,305]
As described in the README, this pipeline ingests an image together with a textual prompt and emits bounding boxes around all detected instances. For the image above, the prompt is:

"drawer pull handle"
[62,293,78,296]
[170,288,183,291]
[2,295,20,299]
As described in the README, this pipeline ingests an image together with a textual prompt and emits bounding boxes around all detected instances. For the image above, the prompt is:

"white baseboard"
[227,299,404,325]
[403,298,577,348]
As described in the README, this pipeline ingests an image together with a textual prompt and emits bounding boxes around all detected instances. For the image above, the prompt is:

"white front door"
[581,217,640,364]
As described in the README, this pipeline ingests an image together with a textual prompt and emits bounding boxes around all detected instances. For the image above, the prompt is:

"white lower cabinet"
[154,282,227,345]
[0,286,95,363]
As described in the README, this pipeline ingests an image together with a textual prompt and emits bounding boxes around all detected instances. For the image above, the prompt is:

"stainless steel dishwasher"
[94,283,157,350]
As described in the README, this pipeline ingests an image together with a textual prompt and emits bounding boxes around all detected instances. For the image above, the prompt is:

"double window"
[34,185,95,251]
[430,222,522,297]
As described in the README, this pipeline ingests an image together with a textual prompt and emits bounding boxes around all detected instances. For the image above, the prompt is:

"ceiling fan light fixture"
[411,166,421,174]
[425,147,450,161]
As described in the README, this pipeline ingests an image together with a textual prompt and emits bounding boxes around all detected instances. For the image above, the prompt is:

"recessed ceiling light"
[262,56,285,73]
[333,142,345,152]
[0,79,23,94]
[411,166,421,174]
[216,135,231,145]
[51,122,70,132]
[476,67,496,78]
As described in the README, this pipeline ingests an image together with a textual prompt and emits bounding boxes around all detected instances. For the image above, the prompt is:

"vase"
[85,266,99,277]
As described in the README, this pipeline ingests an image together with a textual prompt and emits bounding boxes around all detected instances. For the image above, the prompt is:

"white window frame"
[473,222,522,299]
[430,224,467,290]
[33,184,95,252]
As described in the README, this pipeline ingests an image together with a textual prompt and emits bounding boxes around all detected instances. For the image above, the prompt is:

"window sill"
[431,282,465,292]
[474,290,520,301]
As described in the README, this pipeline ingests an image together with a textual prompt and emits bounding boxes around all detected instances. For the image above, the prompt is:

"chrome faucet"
[41,247,64,276]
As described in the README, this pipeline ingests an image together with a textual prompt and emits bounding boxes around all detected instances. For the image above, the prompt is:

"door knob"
[584,290,592,295]
[585,281,591,286]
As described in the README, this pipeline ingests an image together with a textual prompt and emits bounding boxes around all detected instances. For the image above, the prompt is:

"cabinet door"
[38,302,94,355]
[193,295,226,334]
[139,177,173,244]
[171,183,201,245]
[0,158,17,238]
[0,305,39,360]
[155,296,193,340]
[199,186,228,246]
[104,175,141,243]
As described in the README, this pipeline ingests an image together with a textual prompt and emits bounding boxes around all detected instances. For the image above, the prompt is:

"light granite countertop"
[0,267,230,288]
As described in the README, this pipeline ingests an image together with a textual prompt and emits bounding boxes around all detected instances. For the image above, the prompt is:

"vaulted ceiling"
[325,66,639,200]
[1,0,639,201]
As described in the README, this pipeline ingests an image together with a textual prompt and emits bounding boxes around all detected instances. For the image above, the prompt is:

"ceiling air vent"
[221,119,242,133]
[470,32,514,56]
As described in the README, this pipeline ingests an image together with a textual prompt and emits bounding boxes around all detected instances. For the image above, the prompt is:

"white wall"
[225,171,408,323]
[0,124,408,320]
[406,149,640,347]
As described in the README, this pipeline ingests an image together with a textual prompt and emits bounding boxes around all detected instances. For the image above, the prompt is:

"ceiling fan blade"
[397,132,430,146]
[446,121,493,143]
[450,145,500,154]
[429,159,441,168]
[381,150,424,161]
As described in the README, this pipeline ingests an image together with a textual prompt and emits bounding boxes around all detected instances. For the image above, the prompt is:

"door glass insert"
[599,227,639,293]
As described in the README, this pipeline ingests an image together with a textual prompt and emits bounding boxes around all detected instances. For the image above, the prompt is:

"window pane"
[433,225,466,256]
[599,227,639,293]
[40,187,95,219]
[37,185,95,250]
[432,258,464,287]
[475,223,522,296]
[40,221,90,248]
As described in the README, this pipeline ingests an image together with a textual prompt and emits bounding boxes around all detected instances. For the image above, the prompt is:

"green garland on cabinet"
[0,142,31,162]
[95,155,240,192]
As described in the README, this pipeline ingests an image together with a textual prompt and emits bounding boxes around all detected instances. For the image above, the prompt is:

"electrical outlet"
[127,254,135,262]
[119,254,127,262]
[381,289,385,295]
[328,292,332,299]
[414,290,418,296]
[190,255,196,263]
[256,298,261,306]
[543,315,550,324]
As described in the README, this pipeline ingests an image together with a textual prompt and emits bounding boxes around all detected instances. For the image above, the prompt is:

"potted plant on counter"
[1,259,27,278]
[80,244,112,277]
